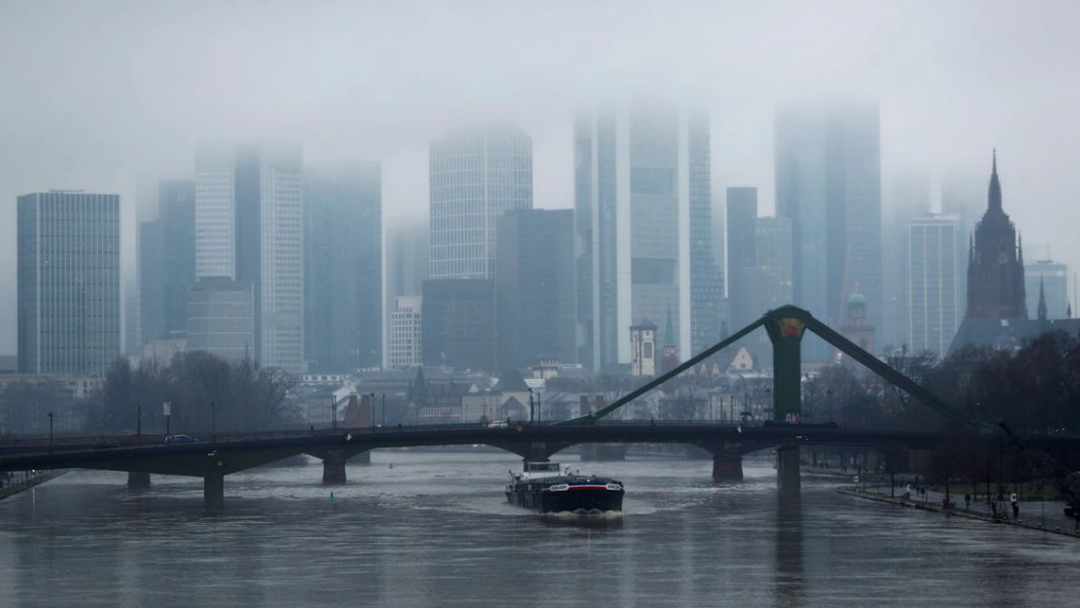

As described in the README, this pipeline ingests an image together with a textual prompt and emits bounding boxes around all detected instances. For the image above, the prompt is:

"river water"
[1,450,1078,607]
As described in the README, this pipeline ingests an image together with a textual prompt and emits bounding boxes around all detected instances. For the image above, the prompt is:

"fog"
[2,0,1079,352]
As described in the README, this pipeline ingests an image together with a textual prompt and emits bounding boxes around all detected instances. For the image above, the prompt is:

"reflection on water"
[1,453,1080,607]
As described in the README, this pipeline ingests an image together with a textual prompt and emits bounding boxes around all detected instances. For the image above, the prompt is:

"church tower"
[966,151,1027,320]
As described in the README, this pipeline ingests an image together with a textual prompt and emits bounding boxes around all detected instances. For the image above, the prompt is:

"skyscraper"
[429,125,532,280]
[906,215,961,356]
[495,209,576,371]
[726,187,758,330]
[574,106,716,370]
[194,142,304,371]
[740,216,794,361]
[139,179,195,347]
[186,278,255,362]
[303,162,382,372]
[1025,260,1068,320]
[387,296,422,370]
[775,103,882,357]
[882,174,931,349]
[966,152,1026,320]
[421,279,496,372]
[17,191,121,375]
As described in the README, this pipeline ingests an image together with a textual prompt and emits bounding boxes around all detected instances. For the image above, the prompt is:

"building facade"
[194,142,304,371]
[775,103,882,357]
[906,215,961,356]
[17,191,121,375]
[429,125,532,280]
[726,187,758,330]
[629,320,658,376]
[186,279,255,363]
[388,296,422,369]
[139,179,196,348]
[1025,261,1068,320]
[966,153,1026,320]
[495,209,576,371]
[421,279,496,372]
[574,106,716,370]
[303,162,382,372]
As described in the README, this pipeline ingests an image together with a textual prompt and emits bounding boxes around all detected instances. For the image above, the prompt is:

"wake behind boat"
[506,461,624,514]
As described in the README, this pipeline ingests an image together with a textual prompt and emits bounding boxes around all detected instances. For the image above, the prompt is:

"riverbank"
[839,486,1080,539]
[0,470,67,501]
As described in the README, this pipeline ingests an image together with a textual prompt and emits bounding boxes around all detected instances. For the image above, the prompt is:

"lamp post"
[332,396,338,430]
[369,393,375,430]
[211,401,217,444]
[381,394,386,427]
[163,402,172,437]
[529,389,535,422]
[48,412,54,453]
[136,400,142,442]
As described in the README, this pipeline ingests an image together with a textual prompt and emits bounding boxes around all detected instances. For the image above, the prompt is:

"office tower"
[906,215,962,356]
[194,142,304,371]
[739,217,794,361]
[429,125,532,280]
[385,220,429,368]
[1025,260,1068,320]
[775,103,882,357]
[17,191,121,375]
[304,162,382,372]
[882,174,931,348]
[186,279,255,362]
[421,279,496,372]
[139,180,196,347]
[966,153,1026,320]
[574,106,716,370]
[726,187,758,330]
[941,171,984,312]
[387,296,422,369]
[495,209,576,371]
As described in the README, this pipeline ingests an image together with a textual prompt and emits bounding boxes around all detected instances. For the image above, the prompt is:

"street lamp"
[136,400,142,442]
[369,393,375,430]
[48,412,54,453]
[381,394,386,427]
[529,389,535,422]
[211,401,217,444]
[163,401,172,436]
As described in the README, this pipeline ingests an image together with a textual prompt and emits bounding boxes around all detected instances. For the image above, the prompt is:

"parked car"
[164,434,198,444]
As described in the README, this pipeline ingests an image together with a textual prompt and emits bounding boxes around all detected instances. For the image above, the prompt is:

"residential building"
[495,209,575,371]
[17,191,120,375]
[304,161,382,372]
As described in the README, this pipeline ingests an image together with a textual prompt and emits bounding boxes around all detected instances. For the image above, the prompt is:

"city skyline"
[3,1,1080,356]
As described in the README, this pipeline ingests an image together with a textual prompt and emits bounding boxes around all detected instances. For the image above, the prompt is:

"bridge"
[0,305,1048,509]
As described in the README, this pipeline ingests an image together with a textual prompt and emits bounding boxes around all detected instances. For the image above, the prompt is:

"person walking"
[964,493,971,511]
[1011,492,1019,519]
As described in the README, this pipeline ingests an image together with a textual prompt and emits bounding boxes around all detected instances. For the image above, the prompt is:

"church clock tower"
[966,151,1027,320]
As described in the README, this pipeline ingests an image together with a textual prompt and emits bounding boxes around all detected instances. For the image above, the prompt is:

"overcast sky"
[2,0,1079,354]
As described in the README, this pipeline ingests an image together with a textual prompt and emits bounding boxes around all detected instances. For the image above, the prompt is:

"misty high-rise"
[775,103,882,356]
[428,125,532,280]
[575,107,718,371]
[906,214,962,355]
[303,162,382,372]
[1025,260,1069,320]
[139,180,196,349]
[194,142,304,372]
[17,191,120,375]
[726,187,759,330]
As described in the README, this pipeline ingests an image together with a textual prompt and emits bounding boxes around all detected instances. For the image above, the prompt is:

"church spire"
[988,148,1003,212]
[1018,232,1024,265]
[1038,278,1048,321]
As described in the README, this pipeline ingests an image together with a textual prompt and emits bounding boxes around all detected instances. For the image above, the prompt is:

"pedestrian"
[1011,492,1019,519]
[964,493,971,511]
[904,483,912,500]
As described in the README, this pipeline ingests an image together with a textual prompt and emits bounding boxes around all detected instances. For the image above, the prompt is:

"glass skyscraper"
[906,215,962,356]
[575,106,718,370]
[17,191,121,375]
[428,125,532,280]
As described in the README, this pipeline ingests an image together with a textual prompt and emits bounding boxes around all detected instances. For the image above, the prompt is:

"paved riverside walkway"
[839,485,1080,539]
[0,470,66,501]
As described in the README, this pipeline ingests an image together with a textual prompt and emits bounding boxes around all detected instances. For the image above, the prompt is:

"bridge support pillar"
[204,473,224,510]
[777,445,801,495]
[322,450,348,484]
[127,472,151,488]
[581,443,627,462]
[712,445,743,482]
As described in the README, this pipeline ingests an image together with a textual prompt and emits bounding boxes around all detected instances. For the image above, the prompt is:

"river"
[1,450,1078,607]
